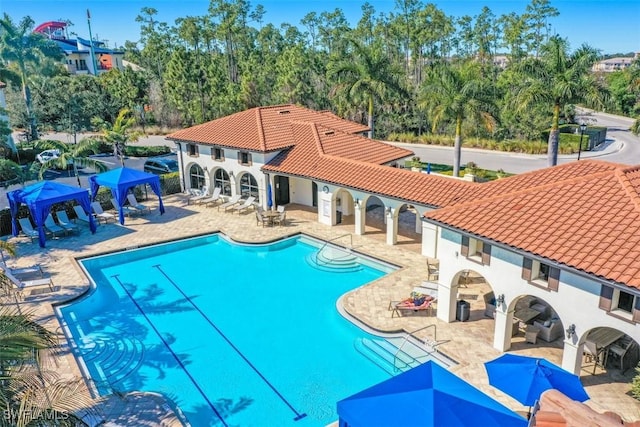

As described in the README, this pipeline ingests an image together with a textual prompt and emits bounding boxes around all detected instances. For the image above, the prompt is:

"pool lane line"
[152,264,308,422]
[111,274,229,427]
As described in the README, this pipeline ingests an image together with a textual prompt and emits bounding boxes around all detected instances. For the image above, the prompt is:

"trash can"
[336,210,342,224]
[456,300,470,322]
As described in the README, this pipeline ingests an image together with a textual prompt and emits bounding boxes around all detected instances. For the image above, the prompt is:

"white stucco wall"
[436,228,639,343]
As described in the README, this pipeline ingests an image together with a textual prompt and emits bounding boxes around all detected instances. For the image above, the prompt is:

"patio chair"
[218,195,242,212]
[232,196,256,214]
[201,187,223,207]
[272,211,287,226]
[1,269,54,299]
[73,205,93,225]
[427,260,439,281]
[127,194,151,214]
[483,291,496,318]
[608,335,635,372]
[55,210,80,234]
[44,214,67,237]
[111,198,138,217]
[277,205,285,213]
[255,210,270,227]
[187,186,209,205]
[91,202,116,224]
[17,218,41,243]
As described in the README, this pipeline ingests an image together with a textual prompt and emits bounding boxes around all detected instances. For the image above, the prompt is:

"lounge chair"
[44,214,67,237]
[111,198,138,217]
[187,186,209,205]
[202,187,223,207]
[127,194,151,214]
[391,295,436,317]
[73,205,93,225]
[1,269,54,299]
[0,262,44,279]
[91,202,116,224]
[218,195,242,212]
[231,196,256,214]
[17,218,41,243]
[55,210,80,234]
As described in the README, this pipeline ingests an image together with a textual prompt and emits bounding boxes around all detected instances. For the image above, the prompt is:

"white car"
[36,149,61,165]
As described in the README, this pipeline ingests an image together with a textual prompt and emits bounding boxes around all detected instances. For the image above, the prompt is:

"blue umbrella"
[337,361,526,427]
[266,183,273,209]
[485,354,589,407]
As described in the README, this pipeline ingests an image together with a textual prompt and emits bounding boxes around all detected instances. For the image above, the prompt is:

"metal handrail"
[315,233,354,266]
[393,324,438,371]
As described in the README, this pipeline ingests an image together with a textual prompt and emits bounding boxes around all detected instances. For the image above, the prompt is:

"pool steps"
[354,336,455,376]
[307,247,362,272]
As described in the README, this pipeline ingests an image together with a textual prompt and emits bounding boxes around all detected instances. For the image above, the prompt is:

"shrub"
[632,363,640,401]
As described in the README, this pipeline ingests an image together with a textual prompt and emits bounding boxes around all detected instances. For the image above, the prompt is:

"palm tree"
[509,35,609,166]
[36,139,108,187]
[327,39,407,138]
[92,108,142,166]
[419,60,496,177]
[0,305,99,427]
[0,14,62,141]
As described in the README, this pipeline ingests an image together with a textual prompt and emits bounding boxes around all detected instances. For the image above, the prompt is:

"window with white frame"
[212,147,224,161]
[214,169,231,196]
[239,173,259,200]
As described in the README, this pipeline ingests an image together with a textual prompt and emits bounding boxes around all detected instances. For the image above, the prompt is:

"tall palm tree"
[92,108,142,166]
[327,39,407,138]
[35,139,108,187]
[419,60,496,177]
[509,35,609,166]
[0,14,62,141]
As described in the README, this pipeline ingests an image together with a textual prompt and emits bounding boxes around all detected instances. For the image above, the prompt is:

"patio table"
[585,327,625,373]
[262,210,280,226]
[514,307,541,325]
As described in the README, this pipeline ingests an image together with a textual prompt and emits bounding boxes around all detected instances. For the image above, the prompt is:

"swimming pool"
[56,233,400,426]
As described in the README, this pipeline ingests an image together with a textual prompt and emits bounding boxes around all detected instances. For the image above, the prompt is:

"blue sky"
[1,0,638,54]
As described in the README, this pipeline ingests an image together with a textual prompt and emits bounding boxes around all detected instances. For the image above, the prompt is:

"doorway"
[274,175,290,206]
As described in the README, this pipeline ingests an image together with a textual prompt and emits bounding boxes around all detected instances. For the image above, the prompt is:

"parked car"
[143,157,179,175]
[36,149,60,164]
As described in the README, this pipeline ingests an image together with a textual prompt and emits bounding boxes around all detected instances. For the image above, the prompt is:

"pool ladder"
[394,325,440,371]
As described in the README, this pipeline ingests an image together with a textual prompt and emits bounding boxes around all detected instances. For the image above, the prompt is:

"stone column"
[493,307,514,352]
[385,208,397,245]
[421,221,438,258]
[354,200,365,235]
[436,282,456,323]
[561,340,583,375]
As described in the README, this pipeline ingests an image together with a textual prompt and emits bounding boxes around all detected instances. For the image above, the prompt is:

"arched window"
[214,169,231,196]
[189,164,206,189]
[240,173,259,201]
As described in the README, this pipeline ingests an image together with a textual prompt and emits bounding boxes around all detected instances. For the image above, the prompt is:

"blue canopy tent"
[89,167,165,225]
[337,361,527,427]
[7,181,97,247]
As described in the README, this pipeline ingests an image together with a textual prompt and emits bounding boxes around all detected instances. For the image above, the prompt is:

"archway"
[508,295,565,351]
[362,195,386,235]
[579,327,639,376]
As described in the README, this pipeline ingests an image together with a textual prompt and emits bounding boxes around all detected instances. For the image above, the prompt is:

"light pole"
[577,122,587,161]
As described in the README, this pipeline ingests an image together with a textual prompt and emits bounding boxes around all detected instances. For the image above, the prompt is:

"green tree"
[0,14,62,140]
[327,39,407,138]
[35,139,108,187]
[93,108,142,166]
[509,35,609,166]
[419,60,496,177]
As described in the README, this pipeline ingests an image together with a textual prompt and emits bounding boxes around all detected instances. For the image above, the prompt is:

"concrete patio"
[2,195,639,425]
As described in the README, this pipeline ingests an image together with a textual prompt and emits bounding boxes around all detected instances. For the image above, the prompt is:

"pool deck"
[3,195,639,425]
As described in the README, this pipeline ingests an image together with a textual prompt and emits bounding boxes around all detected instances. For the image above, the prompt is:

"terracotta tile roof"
[425,163,640,289]
[166,104,370,152]
[263,121,474,207]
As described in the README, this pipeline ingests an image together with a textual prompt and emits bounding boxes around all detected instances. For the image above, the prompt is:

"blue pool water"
[57,234,397,426]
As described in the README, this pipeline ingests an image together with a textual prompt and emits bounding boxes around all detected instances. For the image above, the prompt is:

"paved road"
[388,110,639,174]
